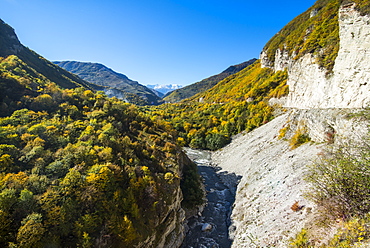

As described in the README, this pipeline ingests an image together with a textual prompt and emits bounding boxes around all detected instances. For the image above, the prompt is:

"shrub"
[205,133,231,151]
[180,157,204,209]
[306,140,370,220]
[326,216,370,247]
[290,127,311,149]
[291,201,303,212]
[278,124,290,140]
[289,228,311,248]
[290,217,370,248]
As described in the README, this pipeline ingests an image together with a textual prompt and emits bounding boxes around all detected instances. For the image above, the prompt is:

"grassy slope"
[163,59,257,103]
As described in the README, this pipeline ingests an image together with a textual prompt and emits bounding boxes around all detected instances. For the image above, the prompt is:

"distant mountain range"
[54,61,162,105]
[53,58,257,104]
[163,59,257,103]
[147,84,183,97]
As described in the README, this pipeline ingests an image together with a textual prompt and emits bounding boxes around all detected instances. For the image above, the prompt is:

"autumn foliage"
[0,55,203,247]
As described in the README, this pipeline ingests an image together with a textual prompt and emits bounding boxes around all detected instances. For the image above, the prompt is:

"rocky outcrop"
[327,2,370,108]
[274,49,293,72]
[261,48,294,72]
[260,50,273,69]
[156,188,186,248]
[211,2,370,247]
[265,4,370,109]
[211,108,367,247]
[132,187,185,248]
[212,113,320,247]
[288,108,368,144]
[137,157,189,248]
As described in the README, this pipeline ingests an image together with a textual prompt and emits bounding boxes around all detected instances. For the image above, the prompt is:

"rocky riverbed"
[181,148,241,248]
[180,108,368,247]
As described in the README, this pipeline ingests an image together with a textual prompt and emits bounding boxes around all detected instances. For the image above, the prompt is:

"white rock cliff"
[261,3,370,109]
[214,3,370,247]
[213,113,320,247]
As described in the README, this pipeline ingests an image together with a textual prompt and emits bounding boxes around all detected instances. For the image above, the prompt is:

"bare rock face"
[213,3,370,247]
[212,113,321,247]
[212,108,367,247]
[135,184,186,248]
[286,4,370,109]
[260,50,273,69]
[274,49,294,72]
[156,188,186,248]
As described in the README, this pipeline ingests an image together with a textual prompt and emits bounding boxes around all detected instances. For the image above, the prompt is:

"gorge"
[0,0,370,247]
[181,1,370,247]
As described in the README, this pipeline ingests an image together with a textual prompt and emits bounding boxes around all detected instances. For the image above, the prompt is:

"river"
[181,148,241,248]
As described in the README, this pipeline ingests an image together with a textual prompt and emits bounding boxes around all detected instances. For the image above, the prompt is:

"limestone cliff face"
[217,3,370,247]
[261,3,370,109]
[138,150,203,248]
[212,108,367,247]
[213,113,320,247]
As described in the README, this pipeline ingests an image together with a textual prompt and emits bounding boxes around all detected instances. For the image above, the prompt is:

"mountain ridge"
[0,19,93,90]
[54,61,162,105]
[163,58,257,103]
[147,84,183,97]
[1,0,370,246]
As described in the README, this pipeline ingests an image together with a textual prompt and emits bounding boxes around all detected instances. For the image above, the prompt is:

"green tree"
[16,213,46,248]
[205,133,231,151]
[30,94,57,112]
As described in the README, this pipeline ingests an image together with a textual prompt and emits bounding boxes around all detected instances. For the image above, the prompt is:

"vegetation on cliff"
[264,0,370,73]
[0,53,203,247]
[263,0,341,73]
[347,0,370,15]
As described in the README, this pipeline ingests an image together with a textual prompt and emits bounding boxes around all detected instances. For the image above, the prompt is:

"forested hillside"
[147,60,288,150]
[1,0,370,247]
[0,57,203,247]
[0,19,92,90]
[163,59,256,103]
[0,20,203,247]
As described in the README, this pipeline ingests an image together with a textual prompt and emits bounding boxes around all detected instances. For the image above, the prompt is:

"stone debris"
[201,223,213,232]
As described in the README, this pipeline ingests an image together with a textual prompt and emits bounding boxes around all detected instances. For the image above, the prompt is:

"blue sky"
[1,0,316,86]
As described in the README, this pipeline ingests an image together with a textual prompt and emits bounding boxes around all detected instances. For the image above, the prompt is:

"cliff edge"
[212,2,370,247]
